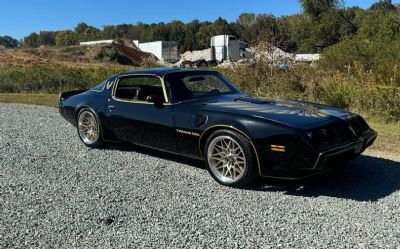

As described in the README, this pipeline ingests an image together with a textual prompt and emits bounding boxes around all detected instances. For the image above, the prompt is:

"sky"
[1,0,399,39]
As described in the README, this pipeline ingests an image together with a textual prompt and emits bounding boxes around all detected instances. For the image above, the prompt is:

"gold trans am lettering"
[176,129,200,137]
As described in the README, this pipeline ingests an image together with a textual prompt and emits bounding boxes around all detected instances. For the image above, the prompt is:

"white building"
[79,40,113,46]
[134,40,179,63]
[295,54,321,63]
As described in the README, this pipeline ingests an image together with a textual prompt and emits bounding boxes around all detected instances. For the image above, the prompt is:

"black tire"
[181,61,191,68]
[198,60,208,67]
[204,129,257,187]
[208,60,218,67]
[76,108,105,148]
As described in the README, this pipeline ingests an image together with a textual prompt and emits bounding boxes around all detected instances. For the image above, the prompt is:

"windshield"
[165,71,242,103]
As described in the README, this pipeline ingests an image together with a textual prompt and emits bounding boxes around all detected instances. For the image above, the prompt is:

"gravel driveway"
[1,103,400,248]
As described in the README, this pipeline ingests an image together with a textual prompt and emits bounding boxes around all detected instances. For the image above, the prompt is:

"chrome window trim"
[161,70,242,105]
[90,81,107,93]
[111,74,170,105]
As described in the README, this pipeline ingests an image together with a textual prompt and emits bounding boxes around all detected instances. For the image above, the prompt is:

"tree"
[55,31,78,46]
[168,21,186,52]
[75,22,89,34]
[182,19,201,51]
[102,25,116,39]
[246,14,293,50]
[358,11,400,40]
[237,13,256,28]
[213,17,230,35]
[39,31,58,46]
[114,24,131,39]
[370,0,396,14]
[0,35,19,48]
[149,22,170,41]
[196,23,214,49]
[81,27,102,41]
[24,32,40,48]
[299,0,343,19]
[308,11,342,51]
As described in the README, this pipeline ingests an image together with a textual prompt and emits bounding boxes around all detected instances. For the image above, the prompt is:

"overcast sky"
[1,0,398,39]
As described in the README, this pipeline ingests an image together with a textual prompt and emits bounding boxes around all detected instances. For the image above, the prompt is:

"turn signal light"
[271,145,285,152]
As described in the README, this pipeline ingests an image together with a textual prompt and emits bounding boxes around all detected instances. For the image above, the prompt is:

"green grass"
[0,93,399,155]
[0,93,59,107]
[367,121,400,155]
[0,65,127,94]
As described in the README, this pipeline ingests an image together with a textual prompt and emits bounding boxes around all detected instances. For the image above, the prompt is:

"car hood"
[191,95,354,129]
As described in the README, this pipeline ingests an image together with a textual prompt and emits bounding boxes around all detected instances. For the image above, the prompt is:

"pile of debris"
[181,48,213,62]
[174,48,212,67]
[110,40,158,66]
[74,39,159,66]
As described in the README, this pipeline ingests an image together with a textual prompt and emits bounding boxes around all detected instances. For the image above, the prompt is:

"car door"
[103,75,176,151]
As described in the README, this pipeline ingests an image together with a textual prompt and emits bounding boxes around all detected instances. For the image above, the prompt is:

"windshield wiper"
[233,96,244,101]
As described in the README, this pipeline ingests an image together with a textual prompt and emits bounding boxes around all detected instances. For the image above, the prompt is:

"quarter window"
[91,80,107,92]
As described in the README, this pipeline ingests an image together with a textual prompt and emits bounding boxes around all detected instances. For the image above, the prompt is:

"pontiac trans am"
[59,68,377,187]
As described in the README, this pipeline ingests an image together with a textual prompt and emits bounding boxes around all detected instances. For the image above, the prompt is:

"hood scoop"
[234,97,273,105]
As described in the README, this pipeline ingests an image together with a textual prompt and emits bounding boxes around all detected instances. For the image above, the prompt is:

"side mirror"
[146,95,163,107]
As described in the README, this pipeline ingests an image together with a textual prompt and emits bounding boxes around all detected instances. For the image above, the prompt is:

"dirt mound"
[111,41,157,67]
[0,40,158,69]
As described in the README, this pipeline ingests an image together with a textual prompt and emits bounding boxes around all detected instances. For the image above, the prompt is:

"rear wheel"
[204,129,257,187]
[77,108,104,148]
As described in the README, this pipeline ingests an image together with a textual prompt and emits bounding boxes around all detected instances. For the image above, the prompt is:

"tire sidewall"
[76,107,104,148]
[204,129,255,187]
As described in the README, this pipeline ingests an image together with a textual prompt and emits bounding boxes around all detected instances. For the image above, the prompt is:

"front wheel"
[77,108,104,148]
[204,130,257,187]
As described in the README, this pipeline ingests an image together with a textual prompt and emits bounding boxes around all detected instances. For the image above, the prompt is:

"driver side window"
[114,76,165,102]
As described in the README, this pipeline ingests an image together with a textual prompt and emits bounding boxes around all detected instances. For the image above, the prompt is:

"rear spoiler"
[60,89,87,100]
[59,89,88,108]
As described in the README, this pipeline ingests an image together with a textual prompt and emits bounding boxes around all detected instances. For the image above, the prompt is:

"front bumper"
[314,130,377,170]
[259,129,378,179]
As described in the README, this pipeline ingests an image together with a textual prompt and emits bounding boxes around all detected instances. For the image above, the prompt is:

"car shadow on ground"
[105,143,400,202]
[248,155,400,202]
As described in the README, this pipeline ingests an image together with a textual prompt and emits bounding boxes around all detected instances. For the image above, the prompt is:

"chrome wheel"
[207,135,247,184]
[78,111,99,145]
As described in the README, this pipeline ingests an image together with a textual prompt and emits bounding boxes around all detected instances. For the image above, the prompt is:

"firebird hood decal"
[196,96,353,128]
[208,101,330,118]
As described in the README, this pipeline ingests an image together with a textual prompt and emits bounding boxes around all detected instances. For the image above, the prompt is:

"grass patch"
[0,65,127,93]
[0,93,59,107]
[367,121,400,155]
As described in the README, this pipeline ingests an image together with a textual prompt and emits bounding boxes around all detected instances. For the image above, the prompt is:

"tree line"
[0,0,399,54]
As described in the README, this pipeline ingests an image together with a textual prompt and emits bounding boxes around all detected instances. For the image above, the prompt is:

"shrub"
[219,60,400,122]
[0,65,126,93]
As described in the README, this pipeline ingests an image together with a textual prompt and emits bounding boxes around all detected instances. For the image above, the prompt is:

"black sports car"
[59,68,377,187]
